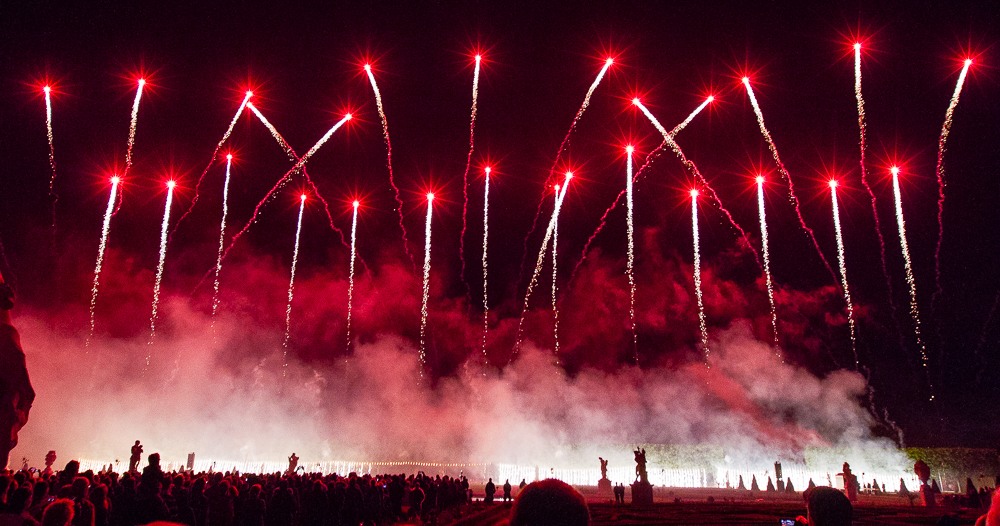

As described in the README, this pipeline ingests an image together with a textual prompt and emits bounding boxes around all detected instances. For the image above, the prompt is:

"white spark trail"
[757,178,780,354]
[146,183,175,365]
[44,88,58,218]
[282,196,307,377]
[552,187,561,362]
[347,202,359,354]
[830,183,858,368]
[481,168,491,365]
[459,56,482,295]
[86,178,120,347]
[419,195,434,375]
[211,156,234,331]
[625,148,638,364]
[123,80,145,179]
[692,193,709,364]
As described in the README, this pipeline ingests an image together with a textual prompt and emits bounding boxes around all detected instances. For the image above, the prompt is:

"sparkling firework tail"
[933,60,973,310]
[626,149,638,365]
[634,101,761,269]
[86,180,120,347]
[419,197,433,375]
[481,169,490,365]
[365,67,414,268]
[211,157,233,333]
[173,92,252,234]
[123,81,144,179]
[519,60,613,289]
[44,90,58,229]
[757,179,780,355]
[830,184,858,369]
[347,203,358,354]
[692,193,709,364]
[512,176,571,362]
[146,184,175,368]
[893,170,934,401]
[743,79,836,282]
[282,197,306,377]
[459,57,481,301]
[552,189,561,361]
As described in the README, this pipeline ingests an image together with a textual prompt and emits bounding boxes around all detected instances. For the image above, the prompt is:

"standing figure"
[0,274,33,470]
[633,448,647,483]
[129,441,143,473]
[484,478,495,504]
[503,480,512,502]
[599,458,609,480]
[286,453,299,476]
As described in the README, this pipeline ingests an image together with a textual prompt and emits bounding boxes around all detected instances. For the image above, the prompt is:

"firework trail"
[633,99,761,268]
[625,146,638,364]
[572,96,714,282]
[365,65,413,267]
[829,181,858,369]
[742,78,836,281]
[246,103,350,249]
[512,173,572,361]
[210,155,234,331]
[419,194,434,375]
[933,59,974,304]
[520,59,614,285]
[123,79,145,179]
[691,190,709,364]
[481,167,491,364]
[347,200,359,353]
[43,86,58,226]
[552,185,562,361]
[757,176,780,353]
[146,181,176,368]
[218,114,351,263]
[86,176,120,347]
[892,167,934,401]
[282,194,307,377]
[459,55,482,298]
[173,91,252,232]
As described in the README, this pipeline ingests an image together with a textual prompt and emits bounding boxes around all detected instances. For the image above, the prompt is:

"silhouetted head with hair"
[509,479,589,526]
[805,486,852,526]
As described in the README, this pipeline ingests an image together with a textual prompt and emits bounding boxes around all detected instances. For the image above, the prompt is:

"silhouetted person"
[41,500,75,526]
[0,274,33,470]
[44,452,57,477]
[503,480,512,503]
[975,485,1000,526]
[128,443,142,474]
[0,487,40,526]
[519,479,526,492]
[804,486,852,526]
[509,479,589,526]
[69,478,95,526]
[484,479,495,504]
[284,455,298,477]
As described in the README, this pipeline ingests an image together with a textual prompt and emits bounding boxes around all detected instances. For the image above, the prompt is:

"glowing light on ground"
[513,173,572,360]
[459,54,482,298]
[756,176,780,353]
[86,176,120,347]
[365,64,412,267]
[481,167,491,365]
[892,167,934,401]
[419,193,434,374]
[625,146,638,364]
[146,181,175,366]
[123,80,145,179]
[742,78,835,281]
[829,180,858,368]
[691,190,709,364]
[933,58,974,302]
[347,200,359,354]
[43,86,58,223]
[211,155,234,332]
[282,194,307,376]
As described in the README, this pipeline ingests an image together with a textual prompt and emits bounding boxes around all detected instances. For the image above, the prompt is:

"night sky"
[2,0,998,452]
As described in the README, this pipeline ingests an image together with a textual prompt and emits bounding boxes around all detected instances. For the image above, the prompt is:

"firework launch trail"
[757,176,780,353]
[282,194,307,377]
[419,194,434,375]
[211,155,234,331]
[459,55,482,299]
[43,86,58,226]
[552,185,562,362]
[625,146,638,364]
[691,190,709,364]
[481,167,491,364]
[829,180,858,369]
[146,181,175,367]
[123,79,145,179]
[86,176,120,347]
[346,200,359,354]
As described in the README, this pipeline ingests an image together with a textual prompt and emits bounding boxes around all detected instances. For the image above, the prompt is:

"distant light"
[706,95,715,103]
[353,200,360,208]
[166,180,176,189]
[742,77,750,83]
[364,64,371,72]
[632,97,641,106]
[565,171,573,179]
[965,58,973,67]
[690,189,699,198]
[246,90,253,98]
[554,185,560,192]
[43,86,51,93]
[427,193,434,201]
[300,194,308,202]
[484,166,491,175]
[110,176,120,184]
[828,180,838,189]
[138,78,146,87]
[625,145,634,154]
[475,54,482,61]
[226,154,233,161]
[755,175,764,184]
[891,166,900,176]
[854,43,861,52]
[345,113,352,120]
[605,58,614,66]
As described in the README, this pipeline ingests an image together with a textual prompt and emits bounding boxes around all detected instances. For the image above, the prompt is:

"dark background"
[1,1,997,447]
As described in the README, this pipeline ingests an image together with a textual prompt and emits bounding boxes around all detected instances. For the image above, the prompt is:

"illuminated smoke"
[365,65,413,267]
[419,194,434,374]
[146,181,176,367]
[829,181,858,368]
[625,147,638,364]
[347,201,359,354]
[282,195,307,376]
[757,176,780,354]
[691,190,709,364]
[742,78,835,281]
[460,55,482,298]
[892,167,934,401]
[123,79,145,179]
[211,155,234,332]
[86,177,120,347]
[481,167,491,365]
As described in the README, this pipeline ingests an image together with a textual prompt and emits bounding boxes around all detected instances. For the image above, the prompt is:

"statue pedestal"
[631,481,653,506]
[597,478,613,497]
[920,484,936,507]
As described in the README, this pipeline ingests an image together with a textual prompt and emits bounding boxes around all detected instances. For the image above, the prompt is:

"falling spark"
[419,193,435,374]
[757,176,780,353]
[481,167,491,365]
[86,176,120,347]
[123,79,145,179]
[282,194,307,376]
[211,155,234,330]
[460,55,482,298]
[520,59,614,287]
[854,44,894,308]
[742,78,836,281]
[691,190,709,364]
[892,167,934,401]
[829,180,858,368]
[43,86,58,224]
[365,64,413,267]
[146,181,176,366]
[552,185,561,361]
[513,173,572,360]
[347,200,359,353]
[633,98,761,268]
[248,102,297,161]
[933,59,974,302]
[625,146,638,365]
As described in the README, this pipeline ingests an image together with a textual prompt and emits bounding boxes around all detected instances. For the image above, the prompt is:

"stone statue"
[599,457,609,480]
[633,448,647,483]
